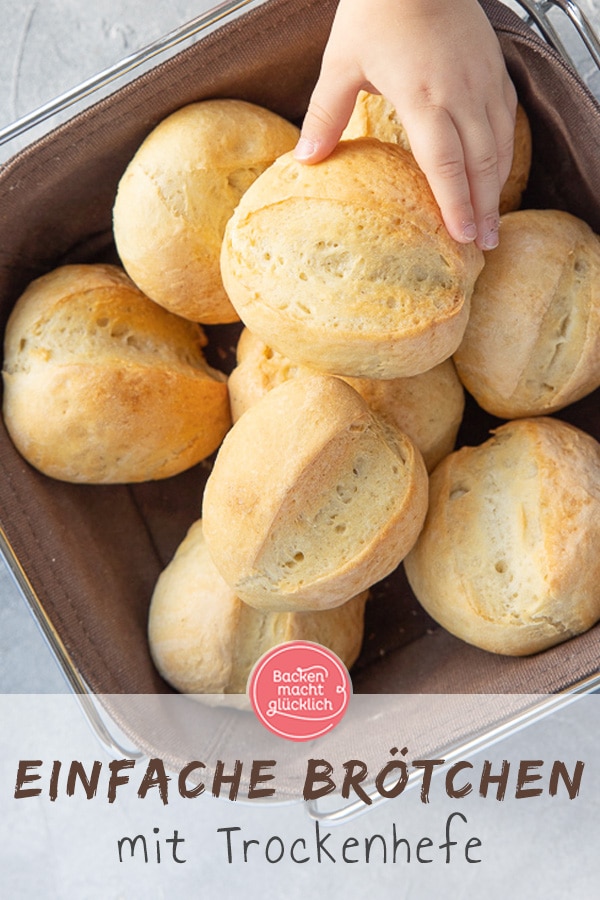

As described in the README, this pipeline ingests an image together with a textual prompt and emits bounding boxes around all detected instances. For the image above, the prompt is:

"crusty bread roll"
[499,103,533,214]
[148,518,368,699]
[2,263,231,483]
[229,327,464,472]
[453,209,600,418]
[342,91,532,214]
[341,91,413,149]
[343,364,464,474]
[113,99,299,324]
[220,139,484,378]
[404,417,600,656]
[202,373,429,612]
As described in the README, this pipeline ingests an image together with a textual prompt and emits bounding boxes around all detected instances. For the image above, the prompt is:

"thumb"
[294,71,361,164]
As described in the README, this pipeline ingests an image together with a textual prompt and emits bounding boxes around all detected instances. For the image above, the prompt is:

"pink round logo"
[247,641,352,741]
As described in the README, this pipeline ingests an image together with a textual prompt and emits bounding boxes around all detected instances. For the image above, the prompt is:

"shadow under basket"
[0,0,600,789]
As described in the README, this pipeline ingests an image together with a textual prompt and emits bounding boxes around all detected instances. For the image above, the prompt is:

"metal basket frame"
[1,0,599,151]
[513,0,600,69]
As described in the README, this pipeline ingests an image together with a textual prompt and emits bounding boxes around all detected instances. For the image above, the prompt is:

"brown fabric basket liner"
[0,0,599,783]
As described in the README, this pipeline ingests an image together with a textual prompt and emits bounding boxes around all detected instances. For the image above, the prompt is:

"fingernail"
[482,227,499,250]
[462,223,477,242]
[294,136,317,160]
[481,215,500,250]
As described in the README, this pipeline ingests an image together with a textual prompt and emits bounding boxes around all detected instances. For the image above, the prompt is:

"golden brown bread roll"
[499,103,533,214]
[202,373,429,612]
[342,91,532,214]
[113,99,299,324]
[220,139,484,378]
[229,327,464,472]
[404,417,600,656]
[341,91,413,149]
[453,209,600,418]
[2,263,231,483]
[228,326,314,416]
[148,518,368,699]
[343,364,464,474]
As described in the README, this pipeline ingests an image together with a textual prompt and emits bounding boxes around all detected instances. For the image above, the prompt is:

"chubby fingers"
[404,97,516,250]
[469,100,517,249]
[293,57,365,163]
[297,87,517,252]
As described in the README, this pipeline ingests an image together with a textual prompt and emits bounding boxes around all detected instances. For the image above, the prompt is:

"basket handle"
[512,0,600,69]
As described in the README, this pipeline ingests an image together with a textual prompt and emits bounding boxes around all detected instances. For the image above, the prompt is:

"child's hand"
[294,0,517,250]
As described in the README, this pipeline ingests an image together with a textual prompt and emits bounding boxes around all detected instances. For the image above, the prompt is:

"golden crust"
[113,99,299,324]
[499,103,533,215]
[148,518,368,698]
[220,139,484,378]
[404,417,600,656]
[454,209,600,418]
[202,373,429,612]
[341,91,411,147]
[229,327,464,471]
[342,92,532,214]
[2,263,231,483]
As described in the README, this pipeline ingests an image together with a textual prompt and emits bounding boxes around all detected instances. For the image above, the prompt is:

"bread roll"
[499,103,533,214]
[342,92,532,214]
[453,209,600,418]
[202,373,429,612]
[343,363,464,474]
[229,327,464,472]
[148,518,368,698]
[220,139,484,378]
[228,326,314,417]
[113,99,299,324]
[341,91,412,149]
[404,417,600,656]
[2,263,231,483]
